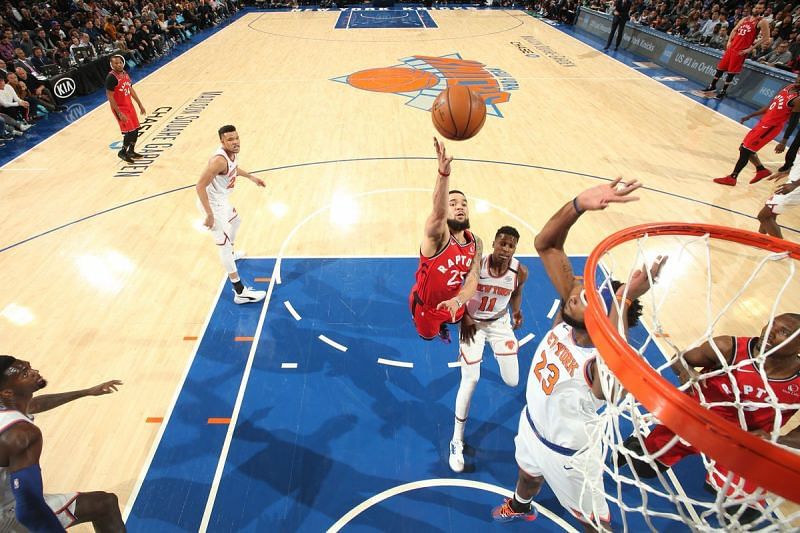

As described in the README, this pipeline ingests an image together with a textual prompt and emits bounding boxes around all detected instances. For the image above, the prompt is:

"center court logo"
[332,53,518,117]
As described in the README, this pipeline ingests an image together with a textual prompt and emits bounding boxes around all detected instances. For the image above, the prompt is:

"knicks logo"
[332,53,518,117]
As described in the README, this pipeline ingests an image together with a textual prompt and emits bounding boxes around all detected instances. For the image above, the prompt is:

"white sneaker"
[449,439,465,473]
[18,123,31,131]
[233,286,266,304]
[233,249,246,261]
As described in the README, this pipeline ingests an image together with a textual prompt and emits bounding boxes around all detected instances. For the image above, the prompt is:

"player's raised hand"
[575,177,642,212]
[625,255,667,299]
[87,380,123,396]
[434,137,453,176]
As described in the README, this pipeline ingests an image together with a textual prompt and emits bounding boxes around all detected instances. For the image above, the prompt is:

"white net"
[581,226,800,532]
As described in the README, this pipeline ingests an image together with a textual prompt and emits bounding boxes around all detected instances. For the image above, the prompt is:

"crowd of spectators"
[531,0,800,72]
[0,0,239,147]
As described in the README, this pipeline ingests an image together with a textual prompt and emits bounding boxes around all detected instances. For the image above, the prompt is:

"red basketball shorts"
[114,105,140,133]
[409,291,465,339]
[742,121,782,152]
[717,47,747,74]
[645,423,763,498]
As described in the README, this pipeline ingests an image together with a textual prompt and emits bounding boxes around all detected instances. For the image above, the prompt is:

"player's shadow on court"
[274,257,418,334]
[230,411,449,532]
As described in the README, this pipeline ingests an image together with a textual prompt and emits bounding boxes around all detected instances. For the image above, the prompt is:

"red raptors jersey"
[698,337,800,431]
[759,85,799,127]
[729,16,761,50]
[110,69,134,110]
[413,231,476,307]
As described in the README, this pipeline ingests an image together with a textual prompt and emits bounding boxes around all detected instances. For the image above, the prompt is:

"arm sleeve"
[10,464,65,532]
[105,73,118,91]
[783,112,799,141]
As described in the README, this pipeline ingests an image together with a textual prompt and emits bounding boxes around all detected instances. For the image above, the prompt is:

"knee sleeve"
[218,240,236,273]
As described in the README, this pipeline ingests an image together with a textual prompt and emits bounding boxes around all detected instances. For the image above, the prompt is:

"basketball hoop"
[583,222,800,530]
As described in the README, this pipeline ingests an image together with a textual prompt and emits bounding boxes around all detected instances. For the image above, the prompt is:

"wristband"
[572,196,584,215]
[617,296,632,307]
[438,170,450,177]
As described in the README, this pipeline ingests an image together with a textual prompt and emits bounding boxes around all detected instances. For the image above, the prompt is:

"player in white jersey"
[448,225,528,473]
[492,180,665,532]
[0,355,125,532]
[756,161,800,238]
[197,125,268,304]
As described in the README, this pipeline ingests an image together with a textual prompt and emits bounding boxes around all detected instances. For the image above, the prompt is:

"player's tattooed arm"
[457,235,483,304]
[536,179,641,300]
[670,335,734,383]
[436,236,482,322]
[422,137,454,257]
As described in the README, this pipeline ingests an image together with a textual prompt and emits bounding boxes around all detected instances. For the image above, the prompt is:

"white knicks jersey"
[525,322,604,451]
[0,410,34,507]
[466,257,519,321]
[205,147,238,204]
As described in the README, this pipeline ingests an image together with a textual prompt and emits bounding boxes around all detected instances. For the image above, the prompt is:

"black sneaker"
[118,149,135,164]
[618,435,670,478]
[128,150,144,159]
[715,91,727,100]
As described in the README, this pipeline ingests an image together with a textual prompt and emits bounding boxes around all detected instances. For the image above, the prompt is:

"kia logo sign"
[53,77,76,99]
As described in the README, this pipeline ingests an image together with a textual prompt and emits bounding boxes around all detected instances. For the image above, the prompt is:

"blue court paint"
[335,8,438,29]
[126,260,273,532]
[127,257,718,532]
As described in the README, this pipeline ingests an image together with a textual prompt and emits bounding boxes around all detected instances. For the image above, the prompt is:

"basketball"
[431,86,487,141]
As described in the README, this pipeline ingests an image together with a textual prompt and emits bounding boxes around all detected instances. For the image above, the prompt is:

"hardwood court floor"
[0,8,797,530]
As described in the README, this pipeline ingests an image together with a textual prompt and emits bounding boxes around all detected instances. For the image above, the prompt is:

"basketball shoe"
[448,439,465,473]
[749,168,772,184]
[233,286,266,304]
[117,149,134,164]
[713,175,737,186]
[492,498,538,523]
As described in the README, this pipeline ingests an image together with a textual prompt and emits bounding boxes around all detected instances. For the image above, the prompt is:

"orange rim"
[584,222,800,503]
